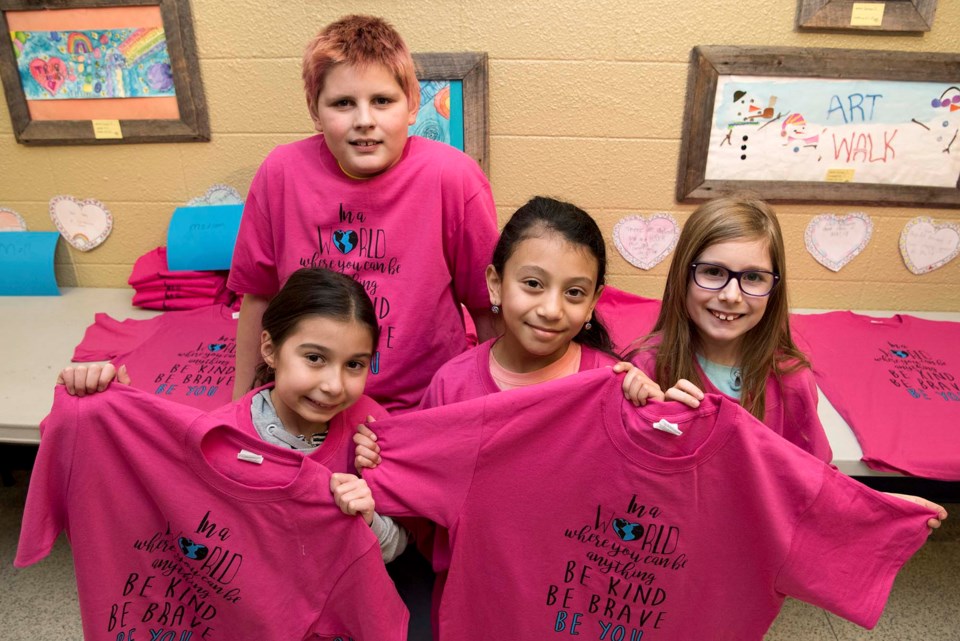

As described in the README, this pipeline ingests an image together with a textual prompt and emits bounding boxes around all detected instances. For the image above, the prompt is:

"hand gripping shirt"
[16,386,408,641]
[365,369,934,641]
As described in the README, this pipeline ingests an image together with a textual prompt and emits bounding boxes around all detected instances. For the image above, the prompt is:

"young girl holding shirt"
[629,195,833,461]
[629,195,945,528]
[229,14,498,413]
[59,267,409,561]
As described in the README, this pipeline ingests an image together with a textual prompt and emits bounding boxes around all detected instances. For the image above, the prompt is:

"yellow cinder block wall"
[2,0,959,310]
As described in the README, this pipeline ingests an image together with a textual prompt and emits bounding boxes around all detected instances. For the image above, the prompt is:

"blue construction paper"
[166,204,243,271]
[449,80,464,152]
[0,231,60,296]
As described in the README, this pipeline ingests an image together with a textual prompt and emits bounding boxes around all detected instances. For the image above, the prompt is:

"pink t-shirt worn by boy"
[365,369,934,641]
[72,304,238,411]
[210,386,388,475]
[791,311,960,479]
[16,386,408,641]
[228,135,498,413]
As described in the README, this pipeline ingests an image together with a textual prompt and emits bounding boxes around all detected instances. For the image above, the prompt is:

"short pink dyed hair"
[302,15,420,127]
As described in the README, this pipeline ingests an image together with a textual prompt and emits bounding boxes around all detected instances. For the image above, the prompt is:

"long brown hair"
[640,196,808,420]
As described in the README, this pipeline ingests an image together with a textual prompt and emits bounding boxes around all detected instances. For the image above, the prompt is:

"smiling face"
[261,315,374,439]
[314,62,418,178]
[685,237,773,366]
[487,231,602,373]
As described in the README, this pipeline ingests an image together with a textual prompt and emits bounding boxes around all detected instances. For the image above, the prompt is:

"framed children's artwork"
[0,0,209,145]
[411,52,489,174]
[797,0,937,32]
[676,46,960,208]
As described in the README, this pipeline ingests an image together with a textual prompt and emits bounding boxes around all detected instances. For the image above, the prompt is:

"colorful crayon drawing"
[410,79,465,151]
[705,75,960,189]
[10,27,175,100]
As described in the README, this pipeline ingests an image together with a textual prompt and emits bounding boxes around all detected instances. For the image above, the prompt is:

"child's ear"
[485,264,502,307]
[260,331,277,367]
[587,284,604,321]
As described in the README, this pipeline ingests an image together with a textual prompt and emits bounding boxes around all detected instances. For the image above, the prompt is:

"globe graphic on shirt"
[178,536,209,560]
[333,230,358,254]
[612,518,641,542]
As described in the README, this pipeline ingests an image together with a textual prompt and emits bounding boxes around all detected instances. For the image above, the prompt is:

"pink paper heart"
[613,214,679,270]
[900,217,960,274]
[49,196,113,252]
[804,213,873,272]
[29,57,67,97]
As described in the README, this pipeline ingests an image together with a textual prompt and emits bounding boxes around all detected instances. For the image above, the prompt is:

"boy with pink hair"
[229,14,498,413]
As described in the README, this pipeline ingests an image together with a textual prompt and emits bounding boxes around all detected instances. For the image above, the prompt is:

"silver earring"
[584,321,592,330]
[491,304,500,314]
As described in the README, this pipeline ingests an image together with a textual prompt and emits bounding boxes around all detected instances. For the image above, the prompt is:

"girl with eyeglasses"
[629,195,833,461]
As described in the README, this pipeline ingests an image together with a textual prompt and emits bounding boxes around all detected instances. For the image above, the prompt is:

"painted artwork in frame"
[0,0,208,145]
[797,0,937,32]
[411,52,489,175]
[676,46,960,208]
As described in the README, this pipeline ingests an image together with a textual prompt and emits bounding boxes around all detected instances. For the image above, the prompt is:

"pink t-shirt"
[209,386,389,475]
[129,246,228,288]
[791,311,960,479]
[16,386,408,641]
[365,369,934,640]
[72,304,238,411]
[631,339,832,463]
[420,338,618,409]
[594,286,662,354]
[228,135,498,413]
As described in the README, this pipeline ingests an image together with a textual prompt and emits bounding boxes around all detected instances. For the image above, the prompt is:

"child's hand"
[664,379,705,409]
[57,364,130,396]
[886,493,948,530]
[612,362,664,407]
[354,417,382,473]
[330,473,375,525]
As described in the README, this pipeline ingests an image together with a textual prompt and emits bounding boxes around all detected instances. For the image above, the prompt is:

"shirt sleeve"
[71,313,165,362]
[774,465,935,628]
[227,159,281,297]
[14,389,79,567]
[441,158,499,319]
[364,399,488,529]
[313,541,409,641]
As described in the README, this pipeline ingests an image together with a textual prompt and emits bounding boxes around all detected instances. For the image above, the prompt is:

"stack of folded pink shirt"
[128,247,236,311]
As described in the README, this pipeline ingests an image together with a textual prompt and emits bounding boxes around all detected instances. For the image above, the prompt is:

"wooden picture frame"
[676,46,960,208]
[413,52,489,174]
[0,0,209,145]
[797,0,937,32]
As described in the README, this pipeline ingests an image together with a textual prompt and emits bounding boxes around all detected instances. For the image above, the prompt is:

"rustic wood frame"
[676,45,960,208]
[797,0,937,32]
[413,51,489,174]
[0,0,209,145]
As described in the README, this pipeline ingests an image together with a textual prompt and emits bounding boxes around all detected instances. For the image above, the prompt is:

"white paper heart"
[803,212,873,272]
[900,216,960,274]
[0,207,28,231]
[186,184,243,207]
[49,196,113,252]
[612,213,679,270]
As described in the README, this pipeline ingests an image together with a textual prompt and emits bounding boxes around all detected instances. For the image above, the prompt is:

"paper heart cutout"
[900,217,960,275]
[804,212,873,272]
[29,57,67,97]
[612,214,679,270]
[0,207,28,231]
[186,184,243,207]
[49,196,113,252]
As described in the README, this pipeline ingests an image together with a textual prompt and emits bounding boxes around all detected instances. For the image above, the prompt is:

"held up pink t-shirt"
[366,369,933,640]
[17,386,408,641]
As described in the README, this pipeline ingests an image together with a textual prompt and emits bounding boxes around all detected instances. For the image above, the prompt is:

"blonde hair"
[642,196,808,420]
[302,15,420,129]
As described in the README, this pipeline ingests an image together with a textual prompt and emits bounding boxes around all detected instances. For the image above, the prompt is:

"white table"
[2,292,958,481]
[1,288,159,444]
